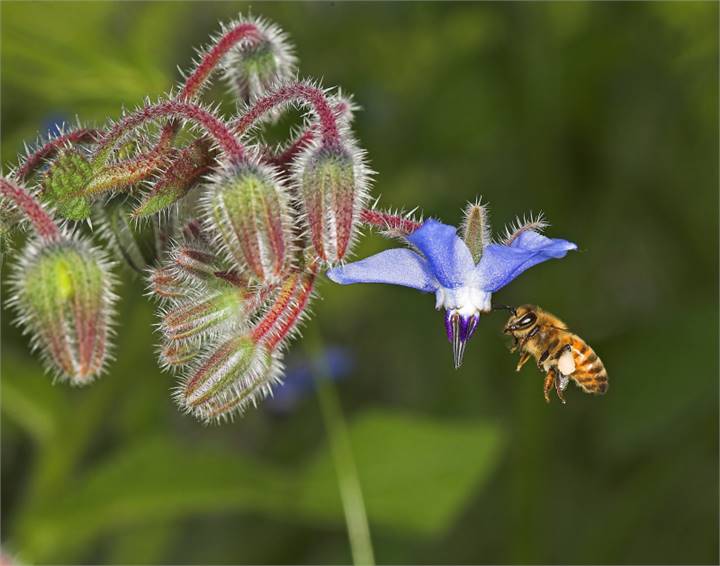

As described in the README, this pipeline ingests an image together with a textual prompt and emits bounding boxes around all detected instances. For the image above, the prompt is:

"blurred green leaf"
[14,410,503,562]
[1,349,67,443]
[296,410,504,535]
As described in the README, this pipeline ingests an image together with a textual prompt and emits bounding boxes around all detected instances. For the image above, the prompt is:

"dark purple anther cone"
[444,310,481,369]
[444,310,455,343]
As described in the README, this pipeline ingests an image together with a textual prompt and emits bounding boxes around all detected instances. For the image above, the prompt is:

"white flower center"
[435,286,492,317]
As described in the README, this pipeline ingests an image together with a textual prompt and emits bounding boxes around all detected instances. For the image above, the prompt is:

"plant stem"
[305,327,375,566]
[0,177,61,241]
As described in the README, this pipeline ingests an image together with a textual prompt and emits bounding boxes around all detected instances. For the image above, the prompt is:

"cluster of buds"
[0,13,375,422]
[1,12,581,420]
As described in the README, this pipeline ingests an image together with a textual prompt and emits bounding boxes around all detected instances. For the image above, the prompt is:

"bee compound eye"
[518,313,537,327]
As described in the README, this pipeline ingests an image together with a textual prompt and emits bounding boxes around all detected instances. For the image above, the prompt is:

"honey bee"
[502,304,608,403]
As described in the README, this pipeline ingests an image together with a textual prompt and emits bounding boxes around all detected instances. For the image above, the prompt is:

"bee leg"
[554,373,568,404]
[516,352,531,372]
[543,371,554,403]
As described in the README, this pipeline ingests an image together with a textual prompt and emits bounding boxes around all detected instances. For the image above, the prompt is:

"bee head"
[504,304,539,336]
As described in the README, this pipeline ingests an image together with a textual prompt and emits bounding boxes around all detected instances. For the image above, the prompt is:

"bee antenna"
[493,305,516,315]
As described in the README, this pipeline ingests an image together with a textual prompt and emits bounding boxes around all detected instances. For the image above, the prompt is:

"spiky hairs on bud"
[42,148,94,220]
[202,161,295,284]
[159,286,251,345]
[9,236,117,384]
[176,335,282,423]
[219,15,297,106]
[294,137,371,264]
[461,198,491,263]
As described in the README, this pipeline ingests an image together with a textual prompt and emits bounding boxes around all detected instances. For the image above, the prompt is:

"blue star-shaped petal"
[327,217,577,368]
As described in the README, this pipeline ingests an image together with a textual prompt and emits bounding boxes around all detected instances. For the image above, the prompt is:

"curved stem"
[180,22,261,100]
[95,101,246,164]
[16,128,98,181]
[233,82,340,146]
[153,21,262,156]
[360,208,422,235]
[0,178,60,241]
[305,325,375,566]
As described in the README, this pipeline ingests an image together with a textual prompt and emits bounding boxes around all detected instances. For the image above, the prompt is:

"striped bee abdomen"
[568,336,608,395]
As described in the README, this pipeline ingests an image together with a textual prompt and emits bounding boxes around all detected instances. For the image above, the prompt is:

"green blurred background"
[1,2,718,564]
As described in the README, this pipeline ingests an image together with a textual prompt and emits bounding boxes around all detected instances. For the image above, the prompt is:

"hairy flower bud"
[10,237,116,383]
[159,340,201,371]
[43,148,94,220]
[221,17,296,105]
[295,139,370,264]
[133,140,214,217]
[177,335,281,422]
[461,199,491,263]
[160,287,250,344]
[203,162,294,283]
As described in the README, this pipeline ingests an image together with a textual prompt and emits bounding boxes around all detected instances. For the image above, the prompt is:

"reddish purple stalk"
[360,208,421,235]
[0,178,61,241]
[95,101,246,163]
[180,22,261,100]
[233,82,341,147]
[16,128,98,181]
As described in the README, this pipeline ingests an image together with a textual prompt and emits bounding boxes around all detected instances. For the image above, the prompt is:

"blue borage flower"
[327,214,576,368]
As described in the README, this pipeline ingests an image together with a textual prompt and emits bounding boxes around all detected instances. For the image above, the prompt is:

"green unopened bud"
[460,199,491,263]
[295,139,370,264]
[160,287,249,343]
[10,237,116,383]
[203,162,294,283]
[43,149,93,220]
[222,17,296,105]
[177,335,280,422]
[133,140,213,217]
[159,340,201,371]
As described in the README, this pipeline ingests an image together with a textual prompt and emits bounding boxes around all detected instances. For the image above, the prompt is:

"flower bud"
[203,162,294,283]
[461,199,491,263]
[221,17,296,105]
[133,140,214,217]
[160,287,249,343]
[43,149,93,220]
[159,340,201,370]
[295,139,370,264]
[10,237,116,383]
[147,265,186,301]
[177,335,281,422]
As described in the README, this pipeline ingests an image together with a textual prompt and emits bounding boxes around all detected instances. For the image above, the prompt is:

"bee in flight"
[502,304,608,403]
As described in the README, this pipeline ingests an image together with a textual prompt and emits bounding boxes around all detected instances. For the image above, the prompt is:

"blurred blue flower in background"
[328,219,576,368]
[266,346,354,415]
[40,113,69,138]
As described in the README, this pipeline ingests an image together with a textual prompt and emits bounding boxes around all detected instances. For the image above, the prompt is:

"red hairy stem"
[263,266,317,351]
[152,22,262,160]
[261,99,351,168]
[264,127,317,167]
[95,101,246,164]
[360,208,422,235]
[16,128,98,181]
[233,83,341,146]
[181,22,261,100]
[0,177,61,240]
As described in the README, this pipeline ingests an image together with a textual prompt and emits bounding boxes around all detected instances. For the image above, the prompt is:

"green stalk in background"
[305,325,375,566]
